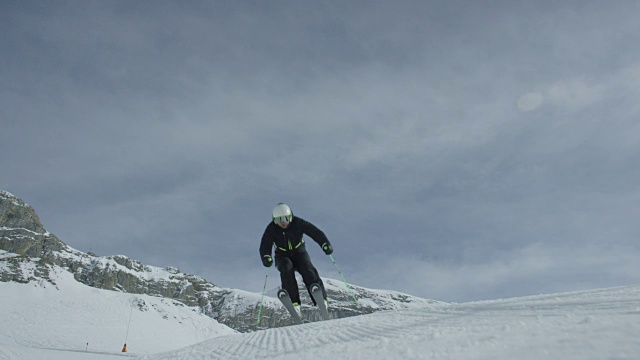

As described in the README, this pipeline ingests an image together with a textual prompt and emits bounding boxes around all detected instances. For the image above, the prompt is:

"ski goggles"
[273,215,292,224]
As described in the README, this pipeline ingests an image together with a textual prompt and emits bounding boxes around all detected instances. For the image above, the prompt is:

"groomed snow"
[2,278,638,359]
[144,285,640,360]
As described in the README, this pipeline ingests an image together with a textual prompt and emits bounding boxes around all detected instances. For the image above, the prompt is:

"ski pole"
[256,267,270,325]
[329,254,359,306]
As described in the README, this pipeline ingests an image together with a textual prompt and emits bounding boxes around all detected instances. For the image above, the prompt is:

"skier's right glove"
[261,255,273,267]
[322,243,333,255]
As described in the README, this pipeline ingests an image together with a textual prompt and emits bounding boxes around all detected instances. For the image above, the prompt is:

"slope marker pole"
[123,300,134,352]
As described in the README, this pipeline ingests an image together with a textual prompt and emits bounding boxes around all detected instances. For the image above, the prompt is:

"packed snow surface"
[1,282,639,359]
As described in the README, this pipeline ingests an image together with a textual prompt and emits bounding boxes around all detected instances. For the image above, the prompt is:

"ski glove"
[322,243,333,255]
[261,255,273,267]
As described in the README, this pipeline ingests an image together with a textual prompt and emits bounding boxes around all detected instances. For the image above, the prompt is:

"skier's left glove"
[261,255,273,267]
[321,243,333,255]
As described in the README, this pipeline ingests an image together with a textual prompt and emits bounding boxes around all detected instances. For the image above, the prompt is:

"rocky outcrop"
[0,191,46,233]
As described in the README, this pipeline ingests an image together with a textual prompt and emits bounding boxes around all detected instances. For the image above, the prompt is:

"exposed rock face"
[0,191,51,257]
[1,190,441,332]
[0,191,46,233]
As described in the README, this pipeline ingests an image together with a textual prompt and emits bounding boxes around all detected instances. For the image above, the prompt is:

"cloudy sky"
[2,0,639,302]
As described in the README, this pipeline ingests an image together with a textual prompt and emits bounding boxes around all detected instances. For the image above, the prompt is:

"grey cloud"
[2,1,640,301]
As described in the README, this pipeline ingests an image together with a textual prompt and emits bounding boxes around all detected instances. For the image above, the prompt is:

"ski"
[277,289,304,325]
[310,283,330,321]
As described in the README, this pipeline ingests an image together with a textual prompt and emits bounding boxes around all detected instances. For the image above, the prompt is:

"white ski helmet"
[272,203,293,224]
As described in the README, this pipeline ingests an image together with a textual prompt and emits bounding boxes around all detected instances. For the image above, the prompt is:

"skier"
[259,203,333,317]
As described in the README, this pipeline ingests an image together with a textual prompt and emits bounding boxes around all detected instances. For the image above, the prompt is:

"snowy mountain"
[0,190,438,334]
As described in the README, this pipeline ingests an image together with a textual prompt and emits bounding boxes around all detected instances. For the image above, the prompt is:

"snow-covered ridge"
[0,226,49,236]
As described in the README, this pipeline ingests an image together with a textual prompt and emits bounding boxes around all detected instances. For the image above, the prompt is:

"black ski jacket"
[259,216,330,258]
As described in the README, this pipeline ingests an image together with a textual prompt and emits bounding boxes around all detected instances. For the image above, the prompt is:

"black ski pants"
[275,250,327,305]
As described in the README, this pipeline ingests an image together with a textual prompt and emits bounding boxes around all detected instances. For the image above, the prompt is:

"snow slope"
[146,285,640,360]
[2,282,639,359]
[0,268,236,359]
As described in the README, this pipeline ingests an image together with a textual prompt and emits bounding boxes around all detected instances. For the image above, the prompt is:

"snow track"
[146,285,640,360]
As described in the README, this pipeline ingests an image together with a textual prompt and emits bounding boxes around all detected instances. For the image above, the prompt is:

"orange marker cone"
[122,343,127,352]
